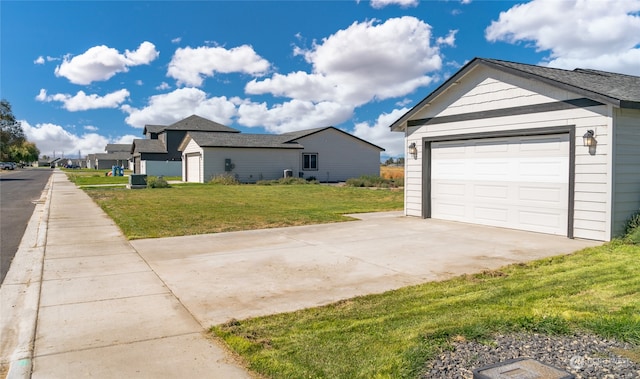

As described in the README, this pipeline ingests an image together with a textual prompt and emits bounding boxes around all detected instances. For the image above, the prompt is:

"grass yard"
[85,184,403,239]
[212,240,639,378]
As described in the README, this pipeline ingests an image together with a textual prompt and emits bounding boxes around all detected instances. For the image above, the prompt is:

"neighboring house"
[131,115,239,176]
[179,126,384,183]
[87,144,132,169]
[390,57,640,242]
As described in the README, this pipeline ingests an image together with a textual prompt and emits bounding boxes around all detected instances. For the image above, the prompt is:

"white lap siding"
[405,66,611,240]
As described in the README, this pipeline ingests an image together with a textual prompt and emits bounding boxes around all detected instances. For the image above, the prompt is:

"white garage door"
[431,134,569,235]
[186,153,201,183]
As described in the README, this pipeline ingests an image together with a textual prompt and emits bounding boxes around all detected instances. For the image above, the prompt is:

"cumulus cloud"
[21,120,110,157]
[34,56,45,64]
[54,41,159,85]
[247,17,443,107]
[237,99,354,134]
[485,0,640,75]
[370,0,418,9]
[156,82,171,91]
[84,125,99,131]
[36,88,130,111]
[167,45,271,87]
[437,30,458,47]
[352,107,408,157]
[121,87,238,128]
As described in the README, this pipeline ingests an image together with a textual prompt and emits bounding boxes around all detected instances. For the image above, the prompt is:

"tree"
[9,141,39,163]
[1,99,29,161]
[384,157,395,166]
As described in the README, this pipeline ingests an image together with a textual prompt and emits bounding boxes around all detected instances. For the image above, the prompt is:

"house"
[131,115,239,176]
[389,58,640,242]
[87,144,132,170]
[179,126,384,183]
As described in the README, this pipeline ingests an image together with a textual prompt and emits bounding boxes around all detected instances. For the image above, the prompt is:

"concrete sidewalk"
[1,171,251,378]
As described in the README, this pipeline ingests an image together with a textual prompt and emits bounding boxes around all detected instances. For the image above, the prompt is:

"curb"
[1,173,54,379]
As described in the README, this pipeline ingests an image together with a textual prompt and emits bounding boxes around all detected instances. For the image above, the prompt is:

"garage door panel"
[431,134,569,236]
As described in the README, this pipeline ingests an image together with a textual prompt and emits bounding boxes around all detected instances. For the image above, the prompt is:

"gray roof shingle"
[105,143,132,153]
[185,131,302,149]
[481,58,640,107]
[132,139,167,154]
[142,115,240,135]
[390,57,640,131]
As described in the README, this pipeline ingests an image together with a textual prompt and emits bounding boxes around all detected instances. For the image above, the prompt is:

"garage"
[185,153,201,183]
[430,134,570,235]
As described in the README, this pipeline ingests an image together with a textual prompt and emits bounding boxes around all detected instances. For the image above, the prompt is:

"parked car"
[1,162,14,170]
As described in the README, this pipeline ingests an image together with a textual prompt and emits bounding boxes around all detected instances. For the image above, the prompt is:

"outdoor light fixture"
[408,142,418,159]
[583,130,596,147]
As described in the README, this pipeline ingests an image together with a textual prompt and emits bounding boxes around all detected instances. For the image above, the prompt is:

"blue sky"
[2,0,639,159]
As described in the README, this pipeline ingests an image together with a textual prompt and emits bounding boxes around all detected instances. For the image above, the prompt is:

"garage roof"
[180,131,303,150]
[390,57,640,132]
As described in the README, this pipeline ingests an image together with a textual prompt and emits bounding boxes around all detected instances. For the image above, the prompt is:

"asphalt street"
[0,168,53,284]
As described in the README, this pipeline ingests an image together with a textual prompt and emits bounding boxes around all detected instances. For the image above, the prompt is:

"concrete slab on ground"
[131,213,601,327]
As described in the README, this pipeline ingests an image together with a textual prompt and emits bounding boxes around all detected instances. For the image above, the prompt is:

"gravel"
[423,332,639,378]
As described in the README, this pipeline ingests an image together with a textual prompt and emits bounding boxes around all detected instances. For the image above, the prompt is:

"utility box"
[284,169,293,178]
[127,174,147,189]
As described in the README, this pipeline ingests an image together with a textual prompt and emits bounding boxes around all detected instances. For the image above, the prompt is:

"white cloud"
[486,0,640,75]
[248,17,442,107]
[167,45,271,87]
[171,37,182,44]
[113,134,138,144]
[21,120,110,157]
[34,56,45,64]
[121,87,238,128]
[370,0,418,9]
[136,80,144,86]
[352,107,408,157]
[156,82,171,91]
[436,30,458,47]
[54,41,159,85]
[237,99,354,134]
[36,88,130,111]
[84,125,99,131]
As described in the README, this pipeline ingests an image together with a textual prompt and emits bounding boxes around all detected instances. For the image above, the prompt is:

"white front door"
[186,153,201,183]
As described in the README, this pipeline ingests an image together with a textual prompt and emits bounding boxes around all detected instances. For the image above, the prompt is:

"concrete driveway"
[130,212,600,327]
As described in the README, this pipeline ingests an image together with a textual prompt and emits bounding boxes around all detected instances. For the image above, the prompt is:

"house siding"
[294,128,381,182]
[201,147,299,183]
[405,66,611,240]
[612,107,640,237]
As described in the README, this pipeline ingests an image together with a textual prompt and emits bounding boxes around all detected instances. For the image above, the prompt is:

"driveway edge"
[1,173,53,379]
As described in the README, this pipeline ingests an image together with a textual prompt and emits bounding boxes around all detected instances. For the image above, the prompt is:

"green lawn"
[84,184,403,239]
[212,241,639,378]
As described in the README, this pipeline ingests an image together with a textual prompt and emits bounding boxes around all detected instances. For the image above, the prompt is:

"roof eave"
[389,58,484,132]
[479,59,625,109]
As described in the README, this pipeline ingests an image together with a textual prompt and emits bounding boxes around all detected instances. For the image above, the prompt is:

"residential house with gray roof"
[179,125,384,183]
[390,57,640,241]
[131,114,239,176]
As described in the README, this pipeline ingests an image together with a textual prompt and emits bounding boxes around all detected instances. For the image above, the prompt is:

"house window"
[303,153,318,170]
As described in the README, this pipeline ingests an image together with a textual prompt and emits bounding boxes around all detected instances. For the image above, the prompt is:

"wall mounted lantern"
[408,142,418,159]
[583,130,596,147]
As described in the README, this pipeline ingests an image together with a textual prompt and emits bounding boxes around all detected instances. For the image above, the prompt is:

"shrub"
[209,174,240,185]
[624,209,640,244]
[345,175,402,188]
[257,177,318,185]
[147,176,171,188]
